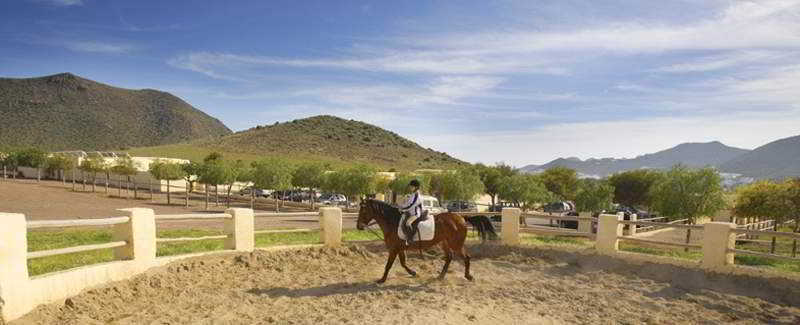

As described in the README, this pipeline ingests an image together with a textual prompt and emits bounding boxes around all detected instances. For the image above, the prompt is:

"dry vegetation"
[0,73,231,151]
[131,115,466,170]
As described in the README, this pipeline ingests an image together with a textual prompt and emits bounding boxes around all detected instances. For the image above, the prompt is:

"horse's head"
[356,199,373,230]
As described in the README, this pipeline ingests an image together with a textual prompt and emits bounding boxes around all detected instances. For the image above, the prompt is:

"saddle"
[402,210,429,243]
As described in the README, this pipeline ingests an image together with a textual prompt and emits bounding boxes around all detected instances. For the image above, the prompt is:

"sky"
[1,0,799,167]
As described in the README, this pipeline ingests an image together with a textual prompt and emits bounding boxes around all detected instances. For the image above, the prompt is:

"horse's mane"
[368,199,402,230]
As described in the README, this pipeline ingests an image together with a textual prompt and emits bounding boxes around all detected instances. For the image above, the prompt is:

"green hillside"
[0,73,231,151]
[129,115,466,170]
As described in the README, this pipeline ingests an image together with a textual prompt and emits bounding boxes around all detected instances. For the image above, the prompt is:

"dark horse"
[357,199,490,283]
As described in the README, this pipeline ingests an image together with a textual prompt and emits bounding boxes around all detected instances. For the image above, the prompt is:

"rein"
[364,220,384,241]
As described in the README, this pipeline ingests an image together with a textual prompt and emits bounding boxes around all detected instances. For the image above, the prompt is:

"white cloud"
[420,1,800,54]
[33,0,83,6]
[422,110,800,166]
[61,40,134,53]
[654,51,789,73]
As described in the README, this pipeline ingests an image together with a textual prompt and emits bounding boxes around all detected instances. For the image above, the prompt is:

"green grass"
[619,243,703,261]
[522,234,592,247]
[27,228,379,276]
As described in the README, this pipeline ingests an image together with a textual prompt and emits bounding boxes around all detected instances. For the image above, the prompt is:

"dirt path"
[11,244,800,324]
[0,179,356,230]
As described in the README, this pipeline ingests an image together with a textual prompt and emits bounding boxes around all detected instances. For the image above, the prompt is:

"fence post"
[0,213,30,322]
[319,207,342,247]
[502,208,521,245]
[624,213,638,236]
[596,213,622,254]
[225,208,255,252]
[113,208,156,265]
[701,222,736,269]
[578,212,592,234]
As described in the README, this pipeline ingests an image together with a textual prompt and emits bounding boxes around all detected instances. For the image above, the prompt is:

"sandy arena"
[8,243,800,325]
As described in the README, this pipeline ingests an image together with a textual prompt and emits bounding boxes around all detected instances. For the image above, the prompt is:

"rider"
[400,179,423,244]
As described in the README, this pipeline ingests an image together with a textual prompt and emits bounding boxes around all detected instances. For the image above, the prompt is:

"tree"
[181,161,202,193]
[388,172,428,203]
[608,169,663,208]
[539,166,579,201]
[149,160,183,204]
[46,154,74,184]
[251,158,295,212]
[781,178,800,235]
[79,156,105,192]
[224,160,248,207]
[650,165,726,225]
[111,156,138,199]
[429,168,485,202]
[498,174,553,211]
[338,164,377,202]
[575,179,615,214]
[474,163,516,206]
[17,148,48,182]
[292,162,326,209]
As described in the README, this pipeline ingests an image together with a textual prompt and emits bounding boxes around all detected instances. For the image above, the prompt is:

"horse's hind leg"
[456,246,473,281]
[438,244,453,280]
[398,251,417,277]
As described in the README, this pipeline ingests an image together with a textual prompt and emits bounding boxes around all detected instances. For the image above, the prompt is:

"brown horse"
[357,199,481,283]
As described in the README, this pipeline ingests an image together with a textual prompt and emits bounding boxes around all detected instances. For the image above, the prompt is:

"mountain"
[0,73,231,151]
[720,135,800,179]
[129,115,466,170]
[526,141,750,177]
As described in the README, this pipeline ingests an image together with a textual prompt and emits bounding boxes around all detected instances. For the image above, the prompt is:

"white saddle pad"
[398,214,435,241]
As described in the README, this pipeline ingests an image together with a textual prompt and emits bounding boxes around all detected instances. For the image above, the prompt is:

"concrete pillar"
[596,213,622,254]
[502,208,521,245]
[225,208,255,252]
[0,213,30,322]
[320,207,342,247]
[113,208,156,263]
[578,212,593,234]
[702,222,736,269]
[624,213,638,236]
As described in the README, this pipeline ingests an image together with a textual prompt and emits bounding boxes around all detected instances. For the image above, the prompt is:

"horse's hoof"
[465,275,474,281]
[376,278,386,284]
[408,271,417,277]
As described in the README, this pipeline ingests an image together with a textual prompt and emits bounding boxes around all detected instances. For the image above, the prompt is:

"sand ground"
[9,243,800,325]
[0,179,356,230]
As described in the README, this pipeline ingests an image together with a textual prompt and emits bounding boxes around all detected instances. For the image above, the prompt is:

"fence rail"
[732,228,800,240]
[27,241,128,259]
[156,235,229,243]
[27,216,130,229]
[729,248,800,262]
[254,228,313,234]
[155,213,231,220]
[619,220,702,230]
[619,236,701,249]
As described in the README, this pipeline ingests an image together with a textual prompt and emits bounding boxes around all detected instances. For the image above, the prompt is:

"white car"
[422,195,445,215]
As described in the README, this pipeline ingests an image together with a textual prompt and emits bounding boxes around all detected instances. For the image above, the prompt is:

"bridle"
[359,201,384,241]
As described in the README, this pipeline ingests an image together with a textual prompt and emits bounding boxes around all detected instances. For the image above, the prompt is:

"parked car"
[613,204,654,220]
[447,200,478,213]
[319,193,347,205]
[238,187,269,198]
[488,201,518,222]
[422,195,445,215]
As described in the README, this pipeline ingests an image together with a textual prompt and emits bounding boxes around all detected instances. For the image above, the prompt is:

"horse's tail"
[466,215,498,241]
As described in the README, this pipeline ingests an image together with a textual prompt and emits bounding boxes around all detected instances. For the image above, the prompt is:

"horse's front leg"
[378,249,398,284]
[399,251,417,277]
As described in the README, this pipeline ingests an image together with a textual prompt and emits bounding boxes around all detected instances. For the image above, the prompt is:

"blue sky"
[2,0,799,166]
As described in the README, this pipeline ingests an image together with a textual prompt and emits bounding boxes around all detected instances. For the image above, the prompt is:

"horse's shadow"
[246,279,434,299]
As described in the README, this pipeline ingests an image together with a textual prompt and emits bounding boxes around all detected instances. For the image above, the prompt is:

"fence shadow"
[246,280,429,299]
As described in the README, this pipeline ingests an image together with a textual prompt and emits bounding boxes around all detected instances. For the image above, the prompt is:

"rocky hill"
[523,141,750,177]
[720,135,800,180]
[130,115,466,170]
[0,73,231,151]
